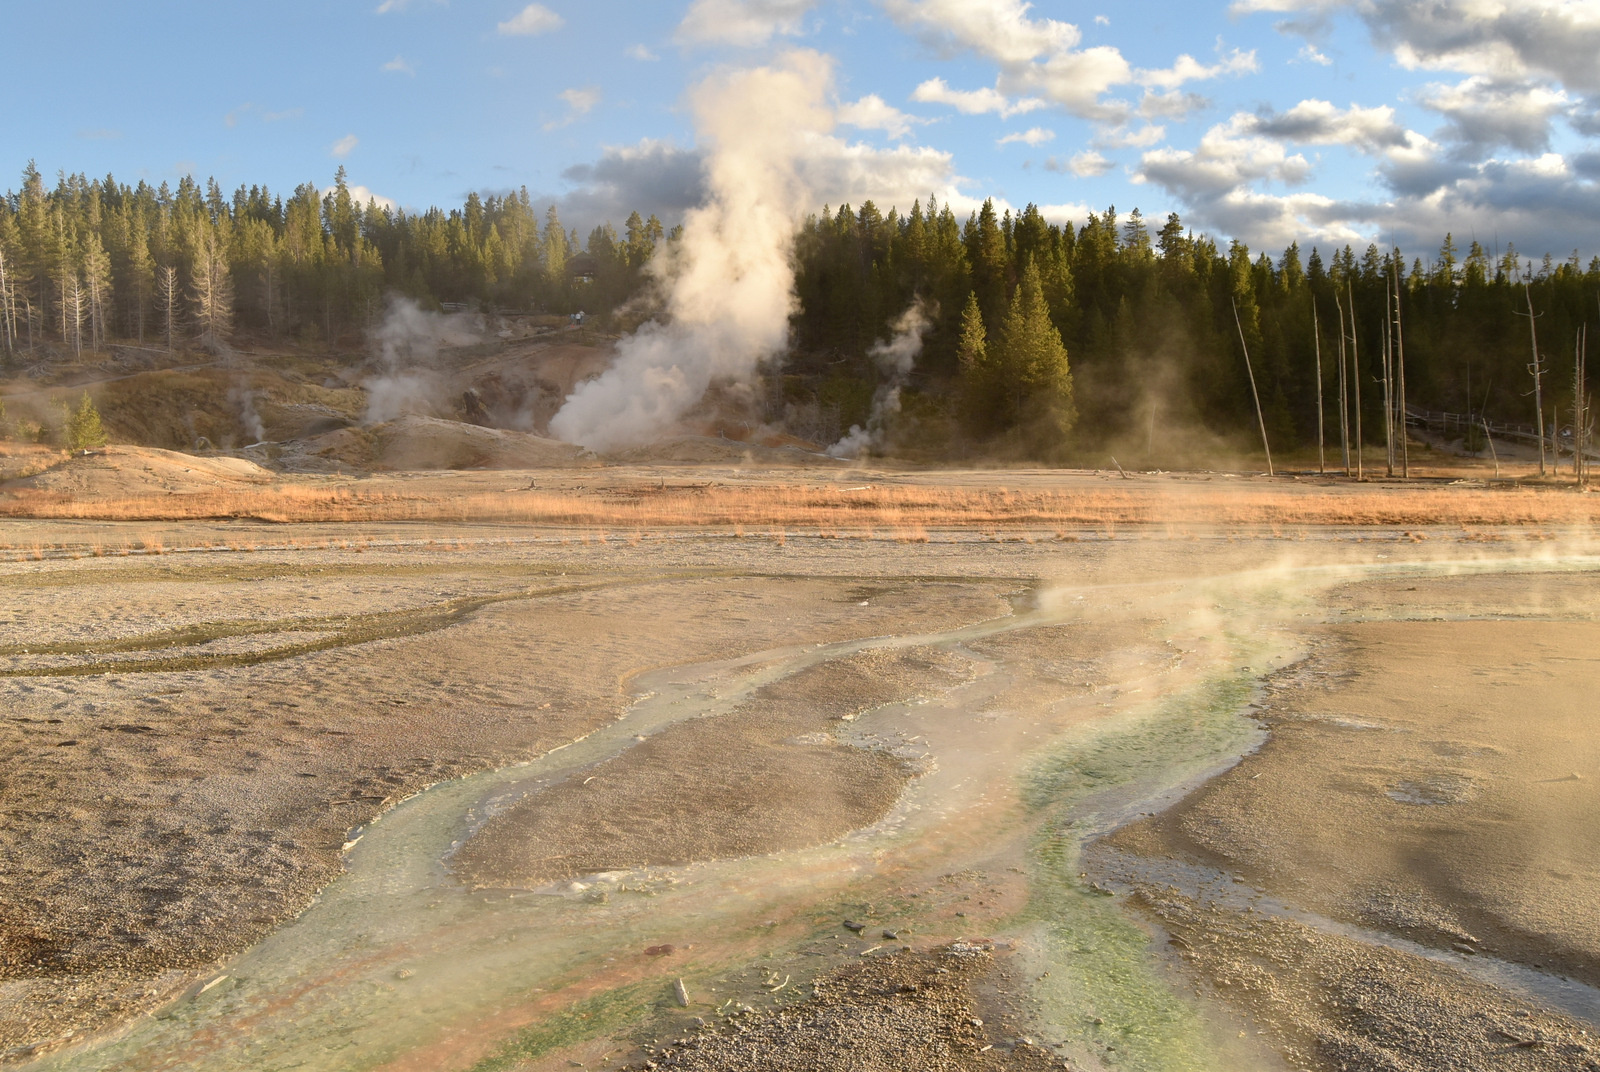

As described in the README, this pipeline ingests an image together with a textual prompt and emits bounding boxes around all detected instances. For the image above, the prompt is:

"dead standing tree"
[1516,282,1548,476]
[1313,297,1325,474]
[1232,296,1274,477]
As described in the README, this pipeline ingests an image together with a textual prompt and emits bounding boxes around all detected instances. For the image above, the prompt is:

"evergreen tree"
[64,392,107,450]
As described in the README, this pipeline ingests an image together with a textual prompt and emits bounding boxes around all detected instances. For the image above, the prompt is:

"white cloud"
[626,43,660,60]
[675,0,818,47]
[1139,89,1209,120]
[382,55,415,76]
[1093,14,1110,25]
[225,103,252,128]
[837,94,923,139]
[1244,99,1412,152]
[497,4,564,36]
[1298,44,1332,65]
[1054,150,1113,176]
[997,126,1054,146]
[1094,123,1166,149]
[331,134,360,159]
[375,0,445,11]
[323,183,397,212]
[544,86,601,130]
[911,77,1045,118]
[1137,48,1258,91]
[1235,0,1600,94]
[1418,75,1570,155]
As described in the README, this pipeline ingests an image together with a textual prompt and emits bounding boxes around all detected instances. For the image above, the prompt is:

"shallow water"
[30,549,1600,1072]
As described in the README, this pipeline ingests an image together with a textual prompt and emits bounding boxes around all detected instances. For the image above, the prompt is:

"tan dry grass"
[2,478,1598,528]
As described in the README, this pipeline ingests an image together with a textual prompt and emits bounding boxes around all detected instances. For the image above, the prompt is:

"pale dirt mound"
[375,415,595,470]
[608,435,841,467]
[4,446,276,496]
[277,416,595,472]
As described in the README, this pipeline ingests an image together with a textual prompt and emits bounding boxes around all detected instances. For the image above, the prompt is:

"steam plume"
[549,51,836,452]
[365,297,482,424]
[827,299,932,458]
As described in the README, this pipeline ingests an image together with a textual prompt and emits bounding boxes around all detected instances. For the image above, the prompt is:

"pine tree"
[65,392,107,450]
[995,257,1076,448]
[957,291,986,373]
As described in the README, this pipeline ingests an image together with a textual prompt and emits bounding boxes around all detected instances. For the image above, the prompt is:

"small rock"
[842,920,866,933]
[882,929,900,940]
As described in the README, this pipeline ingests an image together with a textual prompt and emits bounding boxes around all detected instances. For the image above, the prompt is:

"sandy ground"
[1100,571,1600,1071]
[0,550,1015,1057]
[0,470,1597,1071]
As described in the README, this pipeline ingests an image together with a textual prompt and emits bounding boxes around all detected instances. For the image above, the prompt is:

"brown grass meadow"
[2,475,1598,530]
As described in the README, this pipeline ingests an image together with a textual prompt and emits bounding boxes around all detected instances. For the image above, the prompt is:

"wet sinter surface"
[25,546,1600,1072]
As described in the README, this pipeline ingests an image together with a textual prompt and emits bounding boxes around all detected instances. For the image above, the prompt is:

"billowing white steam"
[549,51,836,452]
[827,299,932,458]
[365,297,482,424]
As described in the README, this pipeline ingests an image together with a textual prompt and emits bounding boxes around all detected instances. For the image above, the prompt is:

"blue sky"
[8,0,1599,258]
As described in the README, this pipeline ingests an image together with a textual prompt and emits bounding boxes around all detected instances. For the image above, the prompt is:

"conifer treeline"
[4,161,1598,452]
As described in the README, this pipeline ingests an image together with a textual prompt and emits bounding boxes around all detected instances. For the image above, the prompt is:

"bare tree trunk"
[1394,266,1409,477]
[1232,297,1274,476]
[0,247,14,355]
[1335,289,1350,474]
[1313,297,1325,475]
[158,265,179,353]
[1382,282,1394,477]
[1349,283,1363,480]
[1524,282,1546,476]
[66,275,84,359]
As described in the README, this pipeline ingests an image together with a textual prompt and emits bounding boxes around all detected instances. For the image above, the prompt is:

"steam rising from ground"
[365,298,482,425]
[549,51,836,452]
[827,299,932,458]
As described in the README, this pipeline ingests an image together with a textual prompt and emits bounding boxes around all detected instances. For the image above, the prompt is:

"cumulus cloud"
[1418,75,1570,155]
[1139,89,1209,120]
[1244,99,1412,152]
[998,127,1054,146]
[497,3,564,36]
[544,86,602,130]
[382,55,415,76]
[627,43,660,60]
[1137,48,1258,91]
[331,134,360,159]
[676,0,818,47]
[837,94,924,139]
[883,0,1258,125]
[1235,0,1600,94]
[911,77,1044,118]
[1094,123,1166,149]
[1046,150,1113,176]
[323,183,397,212]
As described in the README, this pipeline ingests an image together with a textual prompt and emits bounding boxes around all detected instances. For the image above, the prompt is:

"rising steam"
[549,51,836,452]
[827,299,932,458]
[365,297,482,425]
